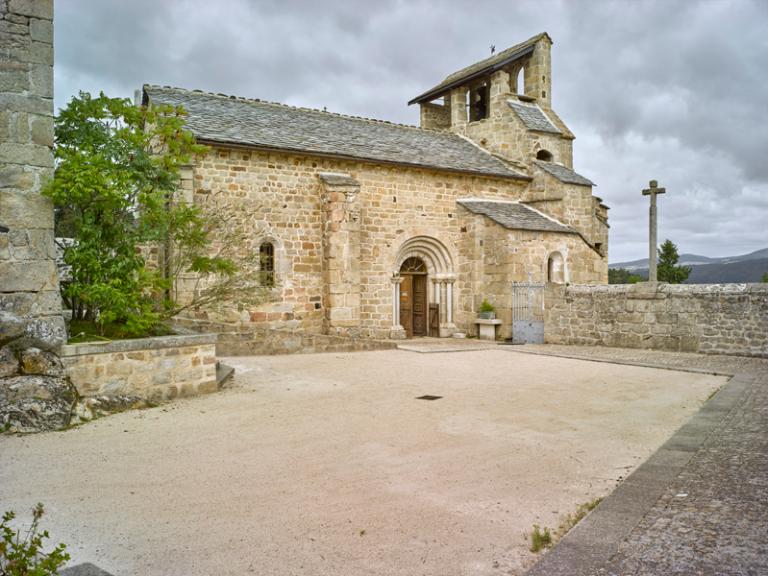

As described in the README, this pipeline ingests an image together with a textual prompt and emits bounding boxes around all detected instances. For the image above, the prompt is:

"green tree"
[762,272,768,283]
[608,268,644,284]
[45,92,258,337]
[657,239,691,284]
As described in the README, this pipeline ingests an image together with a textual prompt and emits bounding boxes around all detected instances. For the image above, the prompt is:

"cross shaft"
[642,180,666,283]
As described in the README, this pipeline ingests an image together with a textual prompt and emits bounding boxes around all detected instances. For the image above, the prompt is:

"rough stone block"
[28,64,52,98]
[20,346,62,375]
[0,94,52,116]
[0,290,61,316]
[8,0,53,19]
[0,69,29,92]
[20,315,66,351]
[0,142,53,168]
[0,164,35,190]
[0,189,54,228]
[0,260,57,291]
[0,345,19,378]
[30,114,53,146]
[28,18,52,43]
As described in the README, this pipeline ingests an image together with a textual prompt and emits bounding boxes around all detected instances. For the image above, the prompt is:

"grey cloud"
[53,0,768,262]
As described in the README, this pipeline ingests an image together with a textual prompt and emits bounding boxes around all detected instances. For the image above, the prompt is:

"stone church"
[143,32,608,340]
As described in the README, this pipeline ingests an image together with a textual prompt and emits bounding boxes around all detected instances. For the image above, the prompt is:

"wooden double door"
[399,273,427,338]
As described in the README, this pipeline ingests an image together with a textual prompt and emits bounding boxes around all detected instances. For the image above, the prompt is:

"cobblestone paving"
[516,345,768,576]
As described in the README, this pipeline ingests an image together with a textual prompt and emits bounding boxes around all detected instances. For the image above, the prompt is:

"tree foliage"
[657,239,691,284]
[45,92,264,337]
[762,272,768,283]
[608,268,644,284]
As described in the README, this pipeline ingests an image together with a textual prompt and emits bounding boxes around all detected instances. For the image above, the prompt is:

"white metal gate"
[511,281,545,344]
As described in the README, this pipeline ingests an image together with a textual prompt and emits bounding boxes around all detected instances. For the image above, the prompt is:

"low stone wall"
[216,329,398,356]
[544,283,768,357]
[61,334,218,401]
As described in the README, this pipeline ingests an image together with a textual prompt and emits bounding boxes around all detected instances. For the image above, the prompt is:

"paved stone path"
[517,345,768,576]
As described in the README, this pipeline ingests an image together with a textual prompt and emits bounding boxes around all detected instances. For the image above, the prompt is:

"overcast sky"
[54,0,768,262]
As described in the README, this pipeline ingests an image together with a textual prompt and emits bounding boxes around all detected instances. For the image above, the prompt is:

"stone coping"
[60,333,217,357]
[561,282,768,295]
[474,318,503,325]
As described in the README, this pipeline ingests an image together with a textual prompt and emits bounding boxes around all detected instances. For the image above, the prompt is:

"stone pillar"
[1,0,74,433]
[319,172,361,337]
[389,276,405,340]
[524,34,552,107]
[446,280,453,324]
[437,277,457,338]
[488,69,511,118]
[449,87,468,129]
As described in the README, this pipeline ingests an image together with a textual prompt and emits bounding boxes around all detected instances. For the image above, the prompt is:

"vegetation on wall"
[45,92,267,338]
[608,268,644,284]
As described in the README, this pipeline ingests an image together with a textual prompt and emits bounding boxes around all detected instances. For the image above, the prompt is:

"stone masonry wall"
[216,329,397,356]
[61,334,219,402]
[460,208,606,338]
[1,0,59,321]
[0,0,74,433]
[545,283,768,358]
[182,146,607,339]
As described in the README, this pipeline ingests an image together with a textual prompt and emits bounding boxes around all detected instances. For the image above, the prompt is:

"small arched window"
[547,252,565,284]
[536,149,553,162]
[259,242,275,287]
[515,67,525,94]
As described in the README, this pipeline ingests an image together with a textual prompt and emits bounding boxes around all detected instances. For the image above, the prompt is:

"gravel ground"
[0,349,725,576]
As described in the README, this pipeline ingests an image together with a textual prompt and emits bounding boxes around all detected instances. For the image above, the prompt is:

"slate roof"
[143,85,528,181]
[409,33,550,105]
[534,160,595,186]
[457,199,575,234]
[507,100,561,134]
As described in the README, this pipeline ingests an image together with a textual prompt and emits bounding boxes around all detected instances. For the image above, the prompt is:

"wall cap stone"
[61,333,218,357]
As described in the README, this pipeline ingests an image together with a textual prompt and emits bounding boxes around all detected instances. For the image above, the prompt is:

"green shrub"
[529,524,552,553]
[479,299,496,313]
[1,503,69,575]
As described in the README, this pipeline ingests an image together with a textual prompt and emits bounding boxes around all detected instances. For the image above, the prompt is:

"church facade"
[144,32,608,340]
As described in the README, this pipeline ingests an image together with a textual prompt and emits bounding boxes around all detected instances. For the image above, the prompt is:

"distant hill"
[610,248,768,284]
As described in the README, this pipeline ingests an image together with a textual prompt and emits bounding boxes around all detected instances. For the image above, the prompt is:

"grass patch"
[67,320,174,344]
[528,497,603,554]
[555,497,603,539]
[529,524,552,553]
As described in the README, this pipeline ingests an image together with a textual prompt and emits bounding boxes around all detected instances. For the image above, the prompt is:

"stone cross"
[642,180,666,283]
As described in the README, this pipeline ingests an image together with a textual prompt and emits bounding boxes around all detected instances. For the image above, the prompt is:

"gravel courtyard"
[0,349,726,576]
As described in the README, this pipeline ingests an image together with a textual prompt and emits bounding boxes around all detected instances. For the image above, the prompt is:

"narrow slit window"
[259,242,275,287]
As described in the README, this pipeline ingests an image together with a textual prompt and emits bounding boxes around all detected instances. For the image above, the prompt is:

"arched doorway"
[399,257,428,337]
[390,235,456,339]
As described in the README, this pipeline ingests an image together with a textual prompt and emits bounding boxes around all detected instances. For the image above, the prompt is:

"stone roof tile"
[144,85,528,181]
[534,160,595,186]
[457,199,575,234]
[507,100,561,134]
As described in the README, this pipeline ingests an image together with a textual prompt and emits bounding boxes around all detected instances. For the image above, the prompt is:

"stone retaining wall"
[61,334,218,401]
[216,329,398,356]
[544,283,768,357]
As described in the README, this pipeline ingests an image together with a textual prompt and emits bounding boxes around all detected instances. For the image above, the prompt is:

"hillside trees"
[657,239,691,284]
